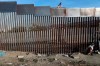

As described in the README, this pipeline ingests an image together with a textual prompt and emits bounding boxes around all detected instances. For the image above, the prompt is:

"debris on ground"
[0,50,100,66]
[0,51,5,57]
[70,52,81,59]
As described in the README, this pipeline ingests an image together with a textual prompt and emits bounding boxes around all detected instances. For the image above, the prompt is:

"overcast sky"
[0,0,100,8]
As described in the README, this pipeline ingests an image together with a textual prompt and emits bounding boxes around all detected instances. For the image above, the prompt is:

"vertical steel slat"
[47,16,49,54]
[24,15,26,52]
[66,17,68,53]
[13,12,15,51]
[0,12,2,50]
[52,17,54,54]
[40,16,43,53]
[76,17,78,52]
[5,13,7,51]
[35,16,38,53]
[27,14,29,52]
[44,16,46,54]
[5,13,9,50]
[42,16,45,53]
[18,15,20,51]
[94,17,96,45]
[52,17,53,54]
[62,17,64,54]
[91,17,93,43]
[34,16,36,53]
[63,17,65,54]
[39,16,40,53]
[55,17,57,53]
[70,17,72,52]
[3,13,5,50]
[50,17,53,53]
[71,17,73,52]
[11,12,15,50]
[72,17,74,52]
[27,15,29,52]
[30,14,31,52]
[71,17,73,53]
[67,17,69,53]
[77,17,79,52]
[3,13,6,50]
[53,17,55,54]
[22,15,23,51]
[14,12,16,51]
[41,16,43,53]
[29,14,31,52]
[37,16,38,53]
[59,17,63,53]
[2,12,4,50]
[80,17,81,51]
[22,15,24,52]
[61,17,63,54]
[83,17,86,51]
[57,16,59,54]
[55,17,56,53]
[59,17,61,53]
[80,17,83,51]
[78,17,80,51]
[0,13,1,50]
[69,17,71,53]
[20,15,22,51]
[82,17,85,51]
[47,16,48,54]
[83,17,85,51]
[23,15,25,52]
[49,16,51,54]
[58,17,59,53]
[87,17,89,50]
[39,16,41,53]
[68,17,69,53]
[45,16,46,54]
[43,16,44,54]
[60,17,61,53]
[38,16,40,53]
[86,17,92,47]
[74,17,76,52]
[65,17,67,54]
[46,16,48,54]
[87,17,89,49]
[32,15,34,52]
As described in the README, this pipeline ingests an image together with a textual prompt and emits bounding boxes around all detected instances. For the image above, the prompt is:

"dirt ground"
[0,50,100,66]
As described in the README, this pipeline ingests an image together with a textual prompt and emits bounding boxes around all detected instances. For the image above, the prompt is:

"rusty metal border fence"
[0,15,99,54]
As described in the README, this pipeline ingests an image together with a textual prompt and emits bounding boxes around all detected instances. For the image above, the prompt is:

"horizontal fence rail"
[0,13,99,54]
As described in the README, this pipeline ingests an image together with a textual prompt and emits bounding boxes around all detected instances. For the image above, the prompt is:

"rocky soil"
[0,50,100,66]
